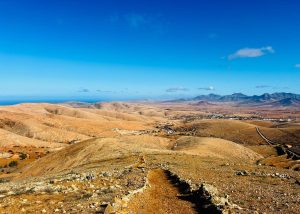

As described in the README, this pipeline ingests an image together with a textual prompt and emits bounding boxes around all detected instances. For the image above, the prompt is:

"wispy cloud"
[256,85,289,90]
[96,89,113,93]
[78,88,90,93]
[125,14,149,28]
[255,85,271,88]
[295,64,300,68]
[228,46,274,60]
[198,86,215,91]
[109,14,120,23]
[109,13,164,32]
[166,87,189,93]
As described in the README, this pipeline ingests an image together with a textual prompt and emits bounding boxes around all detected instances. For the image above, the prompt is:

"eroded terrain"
[0,102,299,213]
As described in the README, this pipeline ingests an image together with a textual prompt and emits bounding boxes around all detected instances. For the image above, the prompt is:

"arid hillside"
[0,102,299,213]
[0,103,161,146]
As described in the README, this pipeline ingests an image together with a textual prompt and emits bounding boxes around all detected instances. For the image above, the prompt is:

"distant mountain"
[193,92,299,101]
[193,94,222,101]
[250,93,300,103]
[269,92,300,100]
[218,93,248,102]
[240,93,275,105]
[238,93,300,107]
[251,93,273,102]
[163,98,187,103]
[191,101,217,106]
[263,98,300,108]
[176,92,300,107]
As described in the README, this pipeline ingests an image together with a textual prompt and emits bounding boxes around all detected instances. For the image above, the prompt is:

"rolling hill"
[0,102,299,213]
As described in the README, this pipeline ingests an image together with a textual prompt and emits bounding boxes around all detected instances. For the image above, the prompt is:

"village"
[171,112,295,123]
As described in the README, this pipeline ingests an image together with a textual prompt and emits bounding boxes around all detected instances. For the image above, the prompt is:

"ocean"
[0,99,104,106]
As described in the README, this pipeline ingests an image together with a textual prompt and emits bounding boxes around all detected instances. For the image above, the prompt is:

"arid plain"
[0,101,299,213]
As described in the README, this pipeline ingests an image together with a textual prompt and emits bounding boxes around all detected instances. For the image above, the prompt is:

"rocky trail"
[125,169,197,214]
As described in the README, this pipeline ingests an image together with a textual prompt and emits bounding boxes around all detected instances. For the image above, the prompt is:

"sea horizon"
[0,99,109,106]
[0,97,156,106]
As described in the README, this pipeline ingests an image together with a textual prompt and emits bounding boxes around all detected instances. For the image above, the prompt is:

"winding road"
[256,127,300,159]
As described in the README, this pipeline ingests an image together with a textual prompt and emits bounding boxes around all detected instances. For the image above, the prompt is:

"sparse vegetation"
[8,161,18,167]
[0,178,9,183]
[0,102,298,213]
[19,153,27,160]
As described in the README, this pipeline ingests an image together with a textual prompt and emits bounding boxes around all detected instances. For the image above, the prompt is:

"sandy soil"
[0,102,299,213]
[126,169,196,214]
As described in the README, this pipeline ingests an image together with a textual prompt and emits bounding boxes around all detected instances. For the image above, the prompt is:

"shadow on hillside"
[164,170,222,214]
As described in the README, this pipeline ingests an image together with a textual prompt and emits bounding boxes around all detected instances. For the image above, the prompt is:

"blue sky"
[0,0,300,100]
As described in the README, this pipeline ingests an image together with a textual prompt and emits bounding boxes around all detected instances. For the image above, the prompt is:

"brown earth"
[0,102,299,213]
[126,169,196,214]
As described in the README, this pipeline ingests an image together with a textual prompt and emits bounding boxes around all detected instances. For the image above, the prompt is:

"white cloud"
[166,87,189,93]
[198,86,215,91]
[228,46,274,60]
[295,64,300,68]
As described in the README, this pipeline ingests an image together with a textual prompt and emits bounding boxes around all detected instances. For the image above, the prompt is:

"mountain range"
[191,92,300,107]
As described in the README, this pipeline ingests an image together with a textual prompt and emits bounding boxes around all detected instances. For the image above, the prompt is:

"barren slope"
[0,102,299,213]
[174,136,262,161]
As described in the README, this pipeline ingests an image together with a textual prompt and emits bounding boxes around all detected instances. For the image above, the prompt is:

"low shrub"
[19,153,27,160]
[8,161,18,167]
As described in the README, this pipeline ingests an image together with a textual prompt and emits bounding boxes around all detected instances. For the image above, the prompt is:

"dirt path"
[126,169,197,214]
[256,127,274,145]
